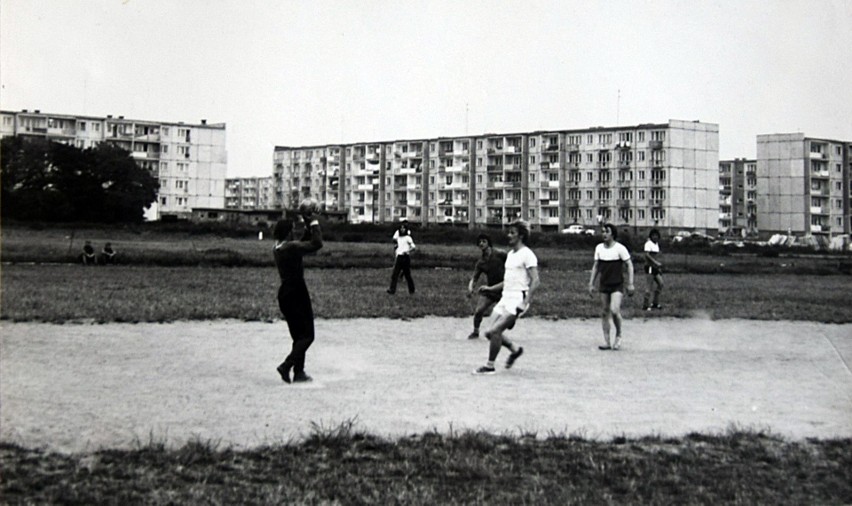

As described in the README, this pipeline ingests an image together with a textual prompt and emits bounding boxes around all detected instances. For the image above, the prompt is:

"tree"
[1,137,158,223]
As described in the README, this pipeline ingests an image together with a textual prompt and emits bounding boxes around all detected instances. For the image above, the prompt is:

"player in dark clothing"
[273,212,323,383]
[467,234,507,339]
[81,241,96,265]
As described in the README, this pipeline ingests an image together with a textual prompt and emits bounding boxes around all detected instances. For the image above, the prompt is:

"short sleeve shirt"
[644,239,660,255]
[594,242,631,289]
[395,234,415,256]
[503,246,538,292]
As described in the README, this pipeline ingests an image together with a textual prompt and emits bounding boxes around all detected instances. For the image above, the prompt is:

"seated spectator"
[81,241,97,265]
[100,242,116,265]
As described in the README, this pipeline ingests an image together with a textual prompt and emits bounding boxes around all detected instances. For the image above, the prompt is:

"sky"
[2,0,851,178]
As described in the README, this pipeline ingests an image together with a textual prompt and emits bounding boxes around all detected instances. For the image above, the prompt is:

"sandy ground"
[1,317,851,454]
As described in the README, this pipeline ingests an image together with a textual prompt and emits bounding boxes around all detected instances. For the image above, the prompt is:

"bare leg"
[472,295,495,334]
[485,313,517,362]
[610,292,624,347]
[652,274,663,307]
[599,292,612,348]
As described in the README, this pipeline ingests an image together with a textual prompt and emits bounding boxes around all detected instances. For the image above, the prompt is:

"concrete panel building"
[273,119,719,234]
[756,133,850,236]
[225,176,274,210]
[0,109,227,220]
[718,158,758,236]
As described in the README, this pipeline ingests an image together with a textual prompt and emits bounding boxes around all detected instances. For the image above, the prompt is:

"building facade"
[273,119,719,234]
[718,158,758,236]
[756,133,850,237]
[0,109,228,220]
[225,176,274,210]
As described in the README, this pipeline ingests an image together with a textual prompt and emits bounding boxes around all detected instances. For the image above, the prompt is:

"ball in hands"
[298,197,320,216]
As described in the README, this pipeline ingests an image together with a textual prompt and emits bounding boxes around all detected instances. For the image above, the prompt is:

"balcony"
[486,165,501,173]
[650,199,665,207]
[651,179,666,187]
[617,199,631,208]
[566,199,580,207]
[566,144,580,152]
[445,165,465,173]
[719,212,732,220]
[649,140,663,150]
[504,164,521,172]
[809,152,826,160]
[811,170,830,178]
[810,206,827,215]
[617,179,632,187]
[811,224,823,233]
[487,216,504,224]
[597,180,611,187]
[357,183,375,191]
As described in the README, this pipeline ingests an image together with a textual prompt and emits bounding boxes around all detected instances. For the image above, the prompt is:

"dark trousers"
[389,254,415,294]
[278,287,315,373]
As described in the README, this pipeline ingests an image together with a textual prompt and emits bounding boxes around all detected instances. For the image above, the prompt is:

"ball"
[298,197,320,215]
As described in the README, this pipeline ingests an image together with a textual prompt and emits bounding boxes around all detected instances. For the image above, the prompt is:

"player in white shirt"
[387,220,416,294]
[588,223,634,350]
[642,228,664,310]
[474,220,539,375]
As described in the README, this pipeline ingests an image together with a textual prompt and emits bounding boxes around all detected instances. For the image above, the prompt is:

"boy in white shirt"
[474,220,539,375]
[387,220,416,294]
[642,229,664,310]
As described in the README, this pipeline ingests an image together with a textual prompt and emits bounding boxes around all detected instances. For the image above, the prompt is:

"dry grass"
[1,428,850,505]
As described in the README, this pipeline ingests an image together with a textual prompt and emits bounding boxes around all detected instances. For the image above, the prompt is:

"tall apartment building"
[718,159,758,236]
[0,109,227,220]
[273,119,719,234]
[225,176,274,210]
[756,133,850,236]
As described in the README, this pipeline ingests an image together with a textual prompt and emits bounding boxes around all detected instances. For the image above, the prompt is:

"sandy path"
[1,317,851,453]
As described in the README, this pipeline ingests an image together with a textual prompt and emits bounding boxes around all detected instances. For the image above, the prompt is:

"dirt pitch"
[1,317,851,454]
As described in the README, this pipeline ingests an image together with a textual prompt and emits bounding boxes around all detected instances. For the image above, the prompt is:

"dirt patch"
[1,317,851,453]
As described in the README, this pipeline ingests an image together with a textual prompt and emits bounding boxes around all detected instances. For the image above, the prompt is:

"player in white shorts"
[588,223,634,350]
[473,220,540,375]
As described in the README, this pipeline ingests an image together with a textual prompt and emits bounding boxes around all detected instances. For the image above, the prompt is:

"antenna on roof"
[616,89,621,126]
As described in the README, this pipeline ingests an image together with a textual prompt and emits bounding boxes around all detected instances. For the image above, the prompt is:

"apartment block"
[756,134,850,236]
[273,120,720,234]
[718,159,758,236]
[0,109,227,220]
[225,176,274,210]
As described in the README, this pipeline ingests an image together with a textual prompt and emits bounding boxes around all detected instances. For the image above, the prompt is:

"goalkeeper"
[272,205,323,383]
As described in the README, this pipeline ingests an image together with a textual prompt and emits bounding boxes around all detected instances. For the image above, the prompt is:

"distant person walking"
[588,223,634,350]
[467,233,506,339]
[642,229,664,311]
[100,242,116,265]
[387,220,416,295]
[81,241,96,265]
[474,220,539,375]
[273,210,323,383]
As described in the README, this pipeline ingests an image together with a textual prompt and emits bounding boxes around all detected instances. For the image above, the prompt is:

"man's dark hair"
[273,219,293,241]
[509,220,531,244]
[477,233,492,247]
[649,228,661,239]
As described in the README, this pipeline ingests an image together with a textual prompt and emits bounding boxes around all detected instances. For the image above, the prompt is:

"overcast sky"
[2,0,851,177]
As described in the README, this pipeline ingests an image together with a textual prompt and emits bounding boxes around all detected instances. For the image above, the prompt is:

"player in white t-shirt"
[474,220,539,375]
[642,228,664,310]
[588,223,634,351]
[387,220,416,295]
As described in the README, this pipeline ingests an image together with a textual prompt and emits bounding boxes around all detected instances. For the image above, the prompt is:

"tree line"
[1,137,158,223]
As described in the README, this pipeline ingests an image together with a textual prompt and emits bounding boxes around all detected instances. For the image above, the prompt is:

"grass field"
[2,429,850,505]
[2,225,851,503]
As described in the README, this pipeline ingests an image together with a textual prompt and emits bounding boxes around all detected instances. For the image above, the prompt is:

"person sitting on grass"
[273,210,323,384]
[100,242,117,265]
[81,241,96,265]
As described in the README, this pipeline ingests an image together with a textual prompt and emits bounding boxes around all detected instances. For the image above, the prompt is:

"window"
[529,173,536,182]
[586,154,593,163]
[78,121,86,131]
[430,176,435,184]
[530,138,536,147]
[161,197,167,205]
[638,190,645,200]
[586,190,593,200]
[529,155,536,164]
[161,145,169,153]
[639,170,645,180]
[586,209,593,219]
[651,131,665,141]
[529,209,536,218]
[477,140,483,149]
[477,174,483,183]
[529,191,534,200]
[586,172,593,181]
[549,172,559,181]
[430,160,435,168]
[638,151,645,161]
[587,134,593,144]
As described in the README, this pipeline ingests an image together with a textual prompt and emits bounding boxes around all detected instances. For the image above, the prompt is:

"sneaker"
[292,371,313,383]
[473,365,496,375]
[613,336,622,350]
[386,289,395,295]
[467,331,480,339]
[505,347,524,369]
[276,360,292,384]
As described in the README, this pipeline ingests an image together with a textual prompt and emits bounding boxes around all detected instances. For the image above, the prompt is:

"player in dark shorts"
[588,223,635,350]
[467,234,507,339]
[642,228,664,310]
[273,211,323,383]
